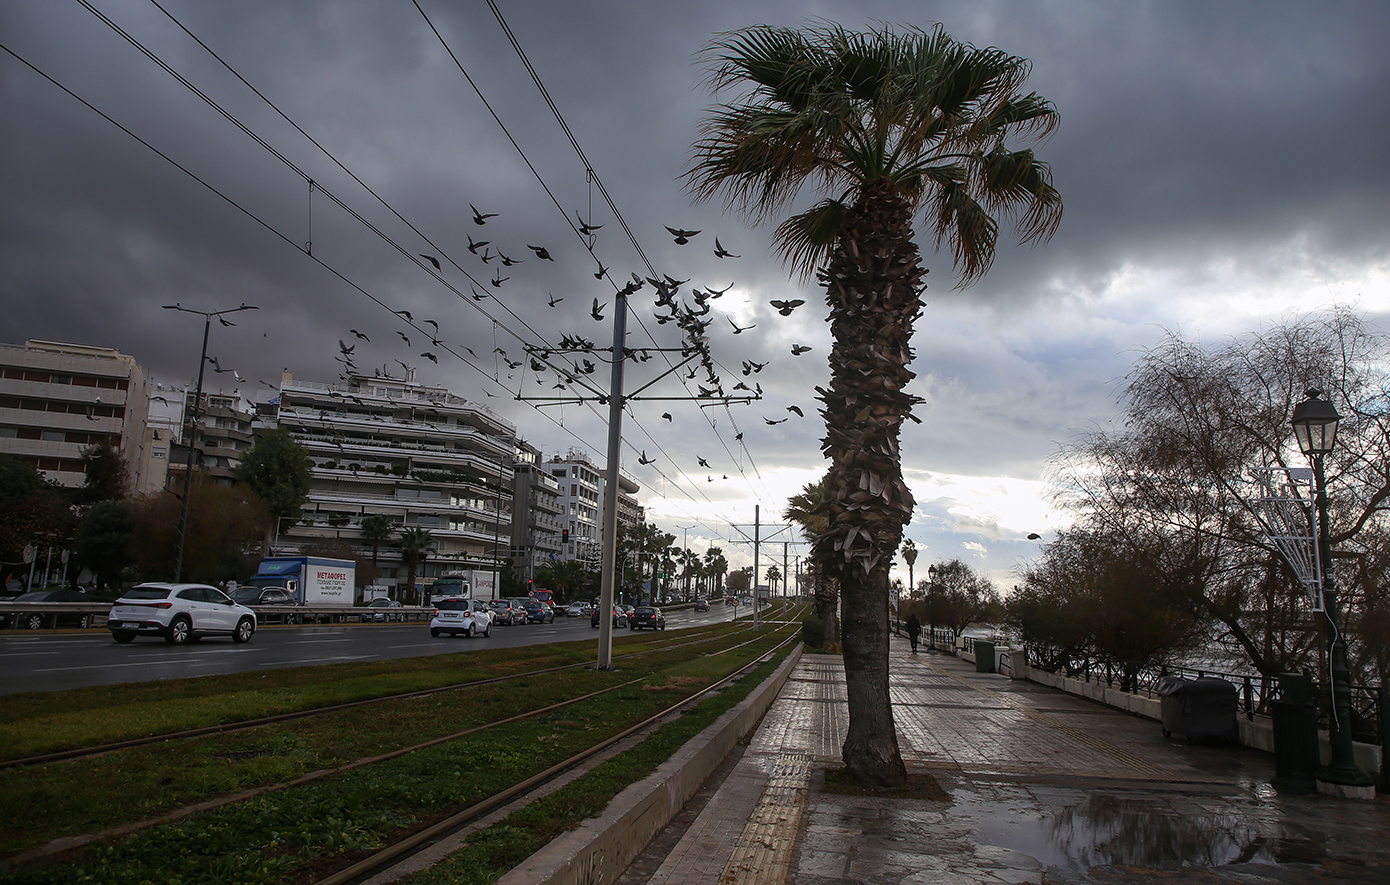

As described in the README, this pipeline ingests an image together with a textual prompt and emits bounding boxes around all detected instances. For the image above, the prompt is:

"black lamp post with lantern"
[1290,388,1374,797]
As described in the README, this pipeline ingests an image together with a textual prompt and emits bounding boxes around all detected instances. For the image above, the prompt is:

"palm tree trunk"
[815,180,925,787]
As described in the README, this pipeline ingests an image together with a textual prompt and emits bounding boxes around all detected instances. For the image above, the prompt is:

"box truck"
[249,557,357,609]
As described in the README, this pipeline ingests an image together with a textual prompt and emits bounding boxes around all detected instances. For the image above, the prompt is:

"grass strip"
[0,629,796,883]
[402,649,792,884]
[0,625,739,761]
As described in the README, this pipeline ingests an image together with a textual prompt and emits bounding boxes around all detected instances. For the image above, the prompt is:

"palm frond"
[773,199,847,281]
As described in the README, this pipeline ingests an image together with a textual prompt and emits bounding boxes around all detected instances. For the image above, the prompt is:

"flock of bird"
[295,206,822,485]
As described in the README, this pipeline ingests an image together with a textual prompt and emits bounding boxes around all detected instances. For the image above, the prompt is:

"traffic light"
[562,529,569,544]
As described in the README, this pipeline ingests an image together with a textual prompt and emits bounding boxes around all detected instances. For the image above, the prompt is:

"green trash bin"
[974,640,996,673]
[1270,672,1319,792]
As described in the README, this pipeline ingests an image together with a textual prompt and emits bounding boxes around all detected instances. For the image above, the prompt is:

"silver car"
[108,583,256,645]
[430,597,492,638]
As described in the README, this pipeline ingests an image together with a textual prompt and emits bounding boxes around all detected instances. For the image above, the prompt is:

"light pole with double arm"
[1290,388,1374,797]
[163,302,257,582]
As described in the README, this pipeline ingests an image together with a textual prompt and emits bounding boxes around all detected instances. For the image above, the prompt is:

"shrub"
[800,616,825,647]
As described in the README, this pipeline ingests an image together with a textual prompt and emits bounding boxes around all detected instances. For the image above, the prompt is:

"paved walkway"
[637,640,1390,884]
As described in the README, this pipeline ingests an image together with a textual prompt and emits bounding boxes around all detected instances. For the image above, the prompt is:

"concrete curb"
[496,643,804,885]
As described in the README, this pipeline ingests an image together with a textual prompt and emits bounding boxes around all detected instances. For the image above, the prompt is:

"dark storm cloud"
[3,0,1388,579]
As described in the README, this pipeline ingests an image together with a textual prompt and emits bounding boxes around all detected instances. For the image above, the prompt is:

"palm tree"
[359,514,396,567]
[766,564,782,596]
[688,22,1061,786]
[703,547,728,596]
[397,526,435,605]
[785,477,838,650]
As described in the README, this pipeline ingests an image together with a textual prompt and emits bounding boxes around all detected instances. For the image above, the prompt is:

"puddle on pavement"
[968,791,1326,871]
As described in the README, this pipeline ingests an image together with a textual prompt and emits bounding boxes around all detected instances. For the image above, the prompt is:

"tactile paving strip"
[716,753,811,885]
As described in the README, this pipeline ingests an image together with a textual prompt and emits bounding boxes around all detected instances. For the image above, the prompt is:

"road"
[0,604,777,696]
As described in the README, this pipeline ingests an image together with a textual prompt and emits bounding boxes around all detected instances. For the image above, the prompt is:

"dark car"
[693,598,710,612]
[591,605,628,628]
[523,598,554,623]
[488,598,524,625]
[1,589,97,630]
[360,597,405,623]
[230,586,304,624]
[630,606,665,631]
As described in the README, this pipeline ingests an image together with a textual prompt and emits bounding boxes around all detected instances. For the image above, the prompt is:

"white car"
[108,583,256,645]
[430,597,492,637]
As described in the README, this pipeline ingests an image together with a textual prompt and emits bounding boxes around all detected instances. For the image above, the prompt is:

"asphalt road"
[0,604,774,696]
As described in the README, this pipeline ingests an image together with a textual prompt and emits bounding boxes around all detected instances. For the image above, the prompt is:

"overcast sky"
[4,1,1389,589]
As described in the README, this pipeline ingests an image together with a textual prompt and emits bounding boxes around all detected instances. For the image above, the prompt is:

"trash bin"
[1157,675,1238,743]
[974,640,996,673]
[1270,672,1319,791]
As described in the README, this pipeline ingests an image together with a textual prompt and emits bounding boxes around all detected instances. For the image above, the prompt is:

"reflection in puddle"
[971,792,1326,871]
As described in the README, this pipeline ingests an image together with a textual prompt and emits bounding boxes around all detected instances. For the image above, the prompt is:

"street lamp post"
[1291,388,1374,797]
[928,566,939,650]
[163,302,257,582]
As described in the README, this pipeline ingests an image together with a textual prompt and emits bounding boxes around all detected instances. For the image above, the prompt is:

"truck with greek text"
[248,557,357,614]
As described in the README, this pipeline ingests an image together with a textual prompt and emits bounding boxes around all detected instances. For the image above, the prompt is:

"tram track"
[316,630,801,885]
[0,621,756,772]
[2,614,807,877]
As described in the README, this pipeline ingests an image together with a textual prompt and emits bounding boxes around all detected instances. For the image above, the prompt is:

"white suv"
[108,583,257,645]
[429,598,492,638]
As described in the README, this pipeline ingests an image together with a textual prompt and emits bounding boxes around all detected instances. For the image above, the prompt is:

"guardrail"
[0,602,439,629]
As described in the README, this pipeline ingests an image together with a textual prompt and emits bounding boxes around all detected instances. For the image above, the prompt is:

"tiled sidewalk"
[640,642,1390,885]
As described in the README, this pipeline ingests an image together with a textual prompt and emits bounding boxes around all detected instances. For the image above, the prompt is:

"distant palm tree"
[359,514,396,567]
[785,478,837,650]
[688,22,1061,786]
[397,526,435,605]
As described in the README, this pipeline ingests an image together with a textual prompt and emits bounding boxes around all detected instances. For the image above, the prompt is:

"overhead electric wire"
[465,1,775,501]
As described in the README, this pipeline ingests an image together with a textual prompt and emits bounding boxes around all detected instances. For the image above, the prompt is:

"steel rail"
[0,623,751,771]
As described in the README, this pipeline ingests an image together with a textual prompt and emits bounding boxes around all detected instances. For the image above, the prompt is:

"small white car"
[108,583,256,645]
[430,597,492,637]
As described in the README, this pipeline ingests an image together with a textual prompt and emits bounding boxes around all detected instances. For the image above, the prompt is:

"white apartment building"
[547,448,640,568]
[272,371,514,597]
[0,339,151,491]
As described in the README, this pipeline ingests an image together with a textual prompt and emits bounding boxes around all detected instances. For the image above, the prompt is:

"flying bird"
[729,318,756,334]
[697,457,710,468]
[547,293,563,307]
[350,329,370,342]
[576,212,603,235]
[397,331,411,346]
[770,299,806,316]
[151,395,168,405]
[706,282,733,297]
[638,451,655,465]
[424,319,439,333]
[591,298,606,321]
[1027,533,1042,540]
[764,416,788,425]
[395,309,413,322]
[421,352,438,363]
[419,253,441,271]
[593,262,609,280]
[339,340,355,355]
[787,405,804,417]
[791,344,812,355]
[499,251,522,266]
[713,238,740,259]
[665,226,700,244]
[527,244,554,261]
[467,235,489,254]
[741,360,766,375]
[470,204,497,225]
[491,270,509,287]
[471,287,488,301]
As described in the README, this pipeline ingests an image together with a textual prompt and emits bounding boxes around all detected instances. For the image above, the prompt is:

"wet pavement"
[632,641,1390,884]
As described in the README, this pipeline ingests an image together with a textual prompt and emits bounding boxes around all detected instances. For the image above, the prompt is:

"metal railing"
[1024,649,1385,746]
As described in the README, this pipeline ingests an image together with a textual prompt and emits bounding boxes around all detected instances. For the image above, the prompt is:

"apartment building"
[162,388,256,491]
[0,339,150,491]
[547,448,640,567]
[510,440,563,583]
[272,371,514,596]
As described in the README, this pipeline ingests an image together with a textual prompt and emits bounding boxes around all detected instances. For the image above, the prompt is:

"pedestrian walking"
[905,612,921,653]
